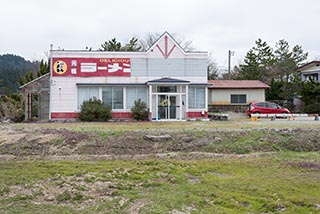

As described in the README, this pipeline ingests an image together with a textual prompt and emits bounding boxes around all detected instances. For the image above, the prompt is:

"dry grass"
[0,153,319,213]
[8,119,320,132]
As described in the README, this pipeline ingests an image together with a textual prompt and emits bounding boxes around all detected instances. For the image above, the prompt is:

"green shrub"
[0,95,24,122]
[79,97,112,122]
[302,102,320,114]
[131,99,149,121]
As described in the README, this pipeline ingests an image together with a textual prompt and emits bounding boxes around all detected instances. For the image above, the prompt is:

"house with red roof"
[208,80,269,112]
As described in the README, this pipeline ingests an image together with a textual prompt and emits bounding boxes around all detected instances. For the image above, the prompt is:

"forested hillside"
[0,54,39,94]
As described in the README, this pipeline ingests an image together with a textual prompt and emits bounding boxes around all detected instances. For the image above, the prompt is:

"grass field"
[0,120,320,213]
[0,152,319,213]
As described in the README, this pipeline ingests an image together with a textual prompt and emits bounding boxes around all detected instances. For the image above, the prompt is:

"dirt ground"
[1,122,320,160]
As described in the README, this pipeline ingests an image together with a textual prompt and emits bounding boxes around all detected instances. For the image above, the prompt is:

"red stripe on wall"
[51,112,133,119]
[111,112,132,119]
[186,112,208,118]
[51,112,79,119]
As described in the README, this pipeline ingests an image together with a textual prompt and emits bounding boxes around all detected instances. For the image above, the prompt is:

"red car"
[247,101,291,116]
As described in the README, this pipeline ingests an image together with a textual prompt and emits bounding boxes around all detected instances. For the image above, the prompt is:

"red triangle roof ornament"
[156,35,176,59]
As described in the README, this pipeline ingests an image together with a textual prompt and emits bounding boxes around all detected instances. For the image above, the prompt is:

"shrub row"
[79,98,148,121]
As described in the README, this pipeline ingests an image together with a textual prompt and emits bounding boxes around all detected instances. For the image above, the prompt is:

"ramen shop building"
[49,32,208,121]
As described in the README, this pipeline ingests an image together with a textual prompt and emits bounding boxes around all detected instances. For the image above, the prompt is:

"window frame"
[102,87,124,110]
[230,94,247,105]
[77,87,99,110]
[188,86,206,109]
[126,86,148,110]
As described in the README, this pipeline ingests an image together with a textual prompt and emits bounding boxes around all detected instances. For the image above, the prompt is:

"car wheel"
[281,112,288,119]
[252,112,260,118]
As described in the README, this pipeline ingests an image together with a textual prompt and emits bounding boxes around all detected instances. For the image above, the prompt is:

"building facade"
[49,32,208,121]
[296,61,320,82]
[208,80,269,112]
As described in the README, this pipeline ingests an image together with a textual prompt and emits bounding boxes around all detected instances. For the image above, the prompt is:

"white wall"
[50,77,79,112]
[209,89,265,105]
[50,76,207,113]
[300,64,320,73]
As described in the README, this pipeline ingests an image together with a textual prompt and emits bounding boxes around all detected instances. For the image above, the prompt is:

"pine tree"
[274,39,308,81]
[25,71,34,83]
[100,37,142,51]
[123,37,141,51]
[18,59,49,87]
[18,76,24,86]
[37,59,50,77]
[236,50,261,80]
[234,39,274,83]
[253,38,275,66]
[100,38,122,51]
[266,78,284,100]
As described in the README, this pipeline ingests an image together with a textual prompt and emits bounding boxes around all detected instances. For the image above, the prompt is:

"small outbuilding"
[208,80,269,112]
[19,73,50,120]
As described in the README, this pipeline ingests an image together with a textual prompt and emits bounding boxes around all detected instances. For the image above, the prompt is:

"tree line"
[231,38,319,113]
[0,54,39,95]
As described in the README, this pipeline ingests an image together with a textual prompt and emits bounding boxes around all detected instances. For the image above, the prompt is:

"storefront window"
[102,88,112,107]
[126,87,148,109]
[188,86,205,108]
[77,87,99,110]
[102,87,123,109]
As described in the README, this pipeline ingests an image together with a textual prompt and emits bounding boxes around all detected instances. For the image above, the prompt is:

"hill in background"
[0,54,39,95]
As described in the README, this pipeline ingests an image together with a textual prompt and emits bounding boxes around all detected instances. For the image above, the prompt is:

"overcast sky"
[1,0,320,69]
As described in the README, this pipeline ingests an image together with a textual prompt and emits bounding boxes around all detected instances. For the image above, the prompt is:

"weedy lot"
[0,120,320,213]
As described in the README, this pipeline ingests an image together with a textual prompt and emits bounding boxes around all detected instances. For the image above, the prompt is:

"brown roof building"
[208,80,269,89]
[208,80,269,112]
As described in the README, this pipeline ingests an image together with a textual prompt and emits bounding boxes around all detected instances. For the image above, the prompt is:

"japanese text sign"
[52,58,131,77]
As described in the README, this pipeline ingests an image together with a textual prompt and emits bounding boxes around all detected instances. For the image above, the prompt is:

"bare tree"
[207,53,219,80]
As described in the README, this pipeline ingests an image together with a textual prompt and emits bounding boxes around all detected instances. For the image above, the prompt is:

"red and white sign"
[52,58,131,77]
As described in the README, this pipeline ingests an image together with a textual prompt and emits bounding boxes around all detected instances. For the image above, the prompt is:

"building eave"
[19,73,50,89]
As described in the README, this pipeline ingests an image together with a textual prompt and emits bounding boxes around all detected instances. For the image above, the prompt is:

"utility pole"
[228,50,234,79]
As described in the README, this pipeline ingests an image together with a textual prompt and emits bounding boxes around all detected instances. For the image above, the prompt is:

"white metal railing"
[250,113,319,121]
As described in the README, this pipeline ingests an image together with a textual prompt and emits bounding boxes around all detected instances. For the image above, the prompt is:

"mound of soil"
[0,125,319,160]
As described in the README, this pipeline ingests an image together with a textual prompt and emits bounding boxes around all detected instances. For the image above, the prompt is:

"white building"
[296,61,320,82]
[48,32,208,121]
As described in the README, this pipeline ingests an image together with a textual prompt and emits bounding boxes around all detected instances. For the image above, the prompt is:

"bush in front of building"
[131,99,149,121]
[79,97,112,122]
[0,94,24,122]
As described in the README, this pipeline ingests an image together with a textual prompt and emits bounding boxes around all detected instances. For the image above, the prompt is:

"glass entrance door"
[158,95,177,120]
